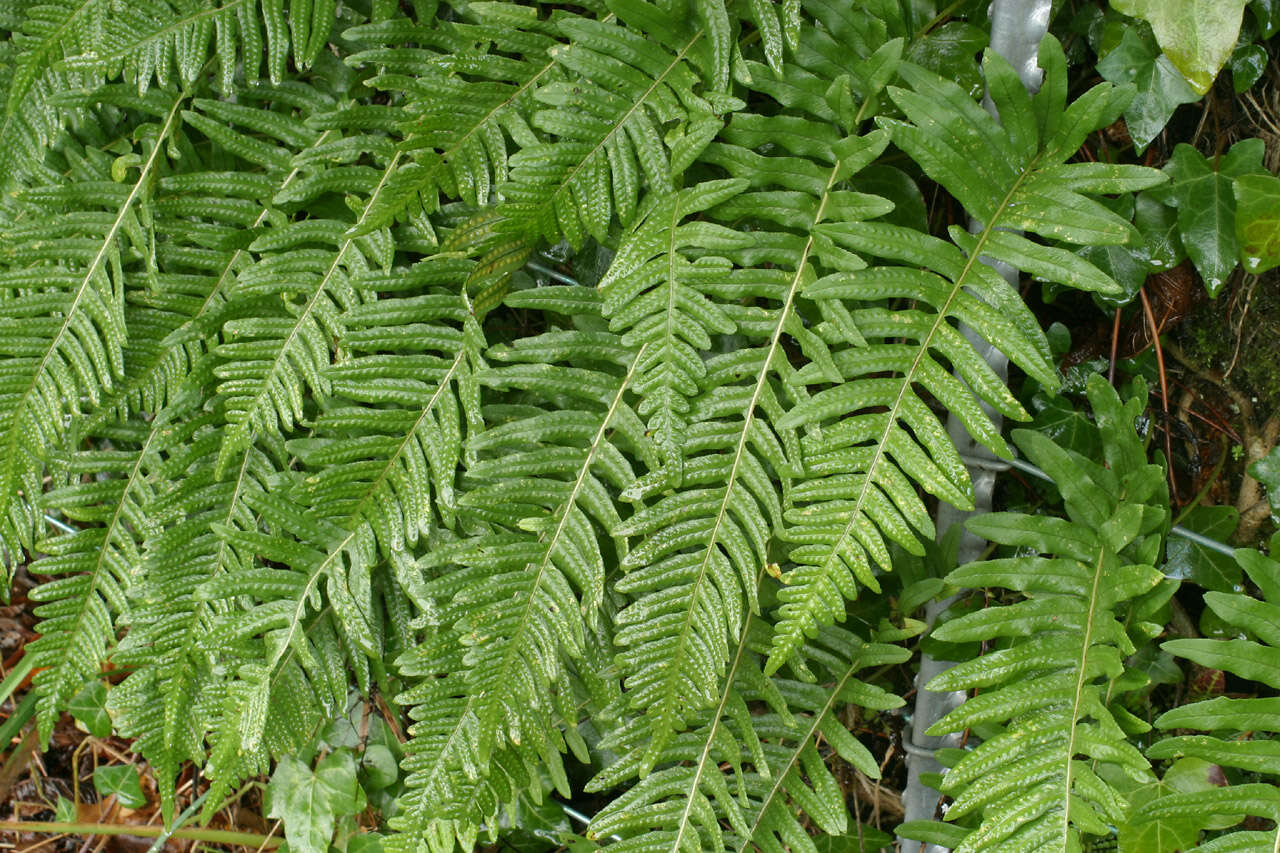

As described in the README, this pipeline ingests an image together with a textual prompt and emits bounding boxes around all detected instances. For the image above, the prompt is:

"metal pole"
[898,3,1053,850]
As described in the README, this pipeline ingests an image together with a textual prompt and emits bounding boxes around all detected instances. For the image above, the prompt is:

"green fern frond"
[24,411,176,745]
[604,8,907,765]
[391,632,543,834]
[210,143,402,471]
[400,288,650,809]
[597,178,752,487]
[343,6,564,233]
[765,38,1165,671]
[502,0,742,247]
[0,88,188,576]
[589,616,916,853]
[1141,548,1280,850]
[0,1,342,186]
[291,260,484,543]
[108,424,281,822]
[918,375,1166,852]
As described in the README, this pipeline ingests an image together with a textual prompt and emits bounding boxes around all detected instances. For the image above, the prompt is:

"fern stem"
[670,608,758,851]
[0,820,282,849]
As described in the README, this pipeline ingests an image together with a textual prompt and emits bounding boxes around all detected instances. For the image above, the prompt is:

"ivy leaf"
[1111,0,1249,93]
[1252,0,1280,37]
[1249,444,1280,519]
[905,22,987,99]
[1164,505,1243,592]
[268,752,363,853]
[1029,392,1102,461]
[1154,140,1266,295]
[1228,42,1268,92]
[1096,26,1201,152]
[68,681,110,739]
[1234,174,1280,274]
[94,765,146,809]
[1134,192,1185,270]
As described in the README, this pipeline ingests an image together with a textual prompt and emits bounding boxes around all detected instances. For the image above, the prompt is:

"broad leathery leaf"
[1096,26,1199,152]
[1234,173,1280,274]
[1111,0,1249,94]
[1153,139,1266,295]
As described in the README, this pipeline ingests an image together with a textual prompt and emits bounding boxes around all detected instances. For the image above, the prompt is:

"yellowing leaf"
[1111,0,1249,93]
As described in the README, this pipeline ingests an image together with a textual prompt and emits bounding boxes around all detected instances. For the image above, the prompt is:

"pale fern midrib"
[41,405,170,723]
[658,160,840,721]
[669,610,757,852]
[266,344,465,676]
[538,26,703,220]
[1060,541,1106,846]
[222,149,404,458]
[806,156,1041,626]
[1,88,188,546]
[747,658,864,840]
[82,131,338,436]
[478,343,646,724]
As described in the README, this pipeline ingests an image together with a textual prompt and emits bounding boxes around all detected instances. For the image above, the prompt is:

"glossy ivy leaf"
[1252,0,1280,36]
[1116,757,1225,852]
[1250,446,1280,520]
[68,680,111,739]
[1111,0,1249,93]
[94,765,146,809]
[1133,191,1186,270]
[1233,173,1280,274]
[1096,25,1199,152]
[269,752,364,853]
[905,21,987,100]
[1228,42,1268,92]
[1152,139,1267,295]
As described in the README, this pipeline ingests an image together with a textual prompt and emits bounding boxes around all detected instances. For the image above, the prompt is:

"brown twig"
[1139,287,1180,504]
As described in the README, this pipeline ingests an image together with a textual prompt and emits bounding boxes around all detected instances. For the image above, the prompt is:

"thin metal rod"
[960,453,1237,557]
[527,259,584,287]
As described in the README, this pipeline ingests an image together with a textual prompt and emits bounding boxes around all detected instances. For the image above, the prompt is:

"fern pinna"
[10,0,1273,852]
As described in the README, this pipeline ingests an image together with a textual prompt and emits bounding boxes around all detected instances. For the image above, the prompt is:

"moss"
[1177,269,1280,411]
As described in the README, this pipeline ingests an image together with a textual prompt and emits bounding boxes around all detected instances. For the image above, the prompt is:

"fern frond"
[209,129,402,470]
[765,38,1165,670]
[597,178,752,488]
[290,259,484,544]
[919,375,1166,852]
[502,0,741,247]
[108,421,281,822]
[24,411,176,744]
[604,11,906,764]
[589,616,915,853]
[1142,547,1280,850]
[398,287,651,813]
[0,88,187,576]
[343,7,563,233]
[391,632,541,835]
